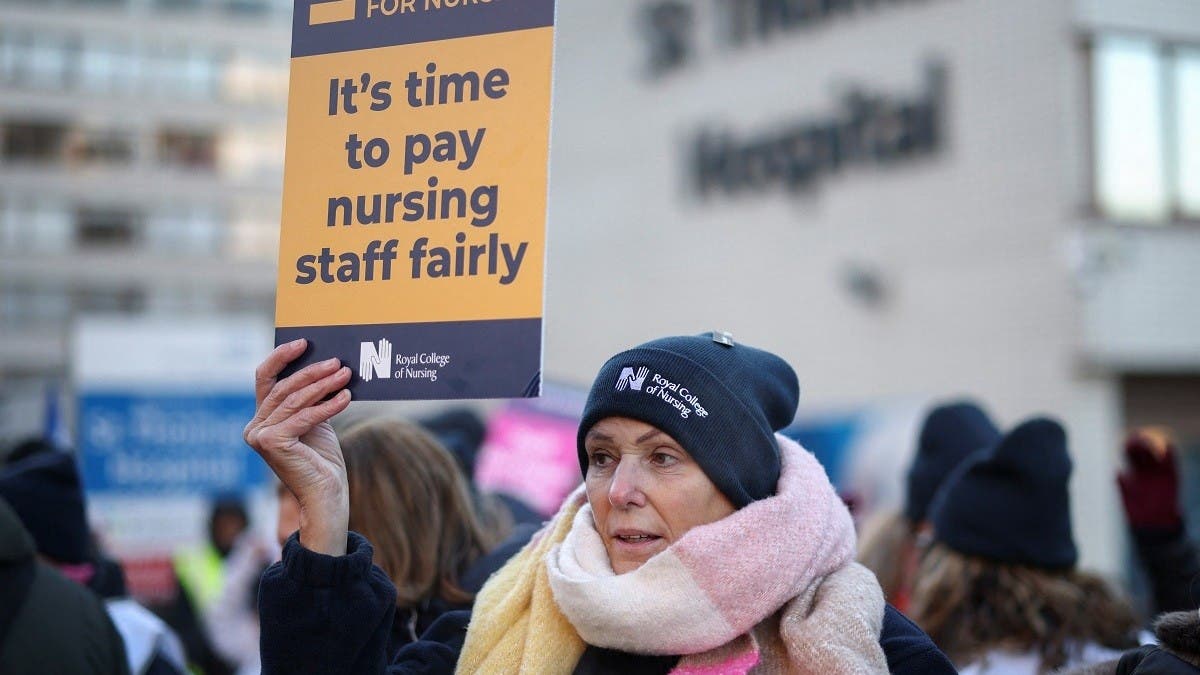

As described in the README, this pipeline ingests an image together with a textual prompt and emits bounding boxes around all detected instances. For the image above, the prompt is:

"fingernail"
[341,389,352,401]
[323,357,340,366]
[289,338,305,347]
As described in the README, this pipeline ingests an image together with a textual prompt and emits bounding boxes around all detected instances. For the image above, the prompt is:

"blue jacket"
[260,532,956,674]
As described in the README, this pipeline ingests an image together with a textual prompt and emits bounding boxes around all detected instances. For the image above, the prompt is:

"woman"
[908,417,1141,674]
[246,334,954,674]
[858,399,999,611]
[350,419,510,643]
[254,414,529,672]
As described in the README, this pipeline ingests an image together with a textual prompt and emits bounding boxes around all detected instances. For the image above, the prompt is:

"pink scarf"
[545,435,889,673]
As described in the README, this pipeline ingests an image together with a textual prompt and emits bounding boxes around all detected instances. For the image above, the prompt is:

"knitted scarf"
[457,435,888,674]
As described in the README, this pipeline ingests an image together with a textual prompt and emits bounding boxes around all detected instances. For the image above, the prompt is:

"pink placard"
[475,407,582,517]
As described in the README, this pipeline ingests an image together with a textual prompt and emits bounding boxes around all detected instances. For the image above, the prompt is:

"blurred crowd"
[0,387,1197,674]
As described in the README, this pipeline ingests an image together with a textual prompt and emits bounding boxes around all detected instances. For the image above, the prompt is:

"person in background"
[418,407,543,529]
[909,417,1141,674]
[155,495,246,675]
[0,495,131,675]
[858,399,1000,611]
[261,416,534,671]
[0,443,186,675]
[205,529,278,675]
[175,495,249,616]
[1117,427,1200,618]
[246,334,956,674]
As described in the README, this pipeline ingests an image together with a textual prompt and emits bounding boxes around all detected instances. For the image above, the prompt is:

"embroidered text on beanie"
[930,417,1078,569]
[576,333,800,508]
[904,400,1000,523]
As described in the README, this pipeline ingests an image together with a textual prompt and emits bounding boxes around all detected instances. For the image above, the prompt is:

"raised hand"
[244,338,354,555]
[1117,428,1182,531]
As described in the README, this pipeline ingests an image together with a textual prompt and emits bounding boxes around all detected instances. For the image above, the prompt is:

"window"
[0,199,73,253]
[2,121,69,162]
[0,285,72,326]
[75,287,146,313]
[145,207,222,254]
[65,128,135,165]
[158,128,218,169]
[226,0,271,15]
[75,208,139,248]
[1092,36,1200,222]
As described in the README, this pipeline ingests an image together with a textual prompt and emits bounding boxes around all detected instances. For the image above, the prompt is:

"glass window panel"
[0,198,16,251]
[1093,36,1168,222]
[31,202,72,253]
[75,208,139,249]
[182,52,218,99]
[80,41,118,92]
[27,34,70,89]
[0,31,16,83]
[118,45,144,95]
[1175,49,1200,219]
[5,34,34,85]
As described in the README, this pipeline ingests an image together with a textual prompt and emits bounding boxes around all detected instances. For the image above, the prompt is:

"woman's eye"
[650,451,678,467]
[589,452,614,468]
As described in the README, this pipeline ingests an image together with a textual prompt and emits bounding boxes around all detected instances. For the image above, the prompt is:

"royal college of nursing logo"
[359,338,392,382]
[614,366,650,392]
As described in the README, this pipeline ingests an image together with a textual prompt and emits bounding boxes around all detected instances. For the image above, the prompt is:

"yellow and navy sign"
[276,0,555,400]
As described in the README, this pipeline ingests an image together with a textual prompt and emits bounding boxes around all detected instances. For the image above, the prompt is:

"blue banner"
[77,392,266,494]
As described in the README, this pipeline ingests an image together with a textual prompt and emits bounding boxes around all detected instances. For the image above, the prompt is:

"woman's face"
[583,416,735,574]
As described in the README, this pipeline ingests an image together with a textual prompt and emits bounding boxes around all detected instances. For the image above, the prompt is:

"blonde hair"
[339,418,499,608]
[908,544,1139,673]
[857,509,920,603]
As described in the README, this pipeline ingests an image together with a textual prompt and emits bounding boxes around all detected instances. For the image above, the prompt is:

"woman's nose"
[608,457,647,508]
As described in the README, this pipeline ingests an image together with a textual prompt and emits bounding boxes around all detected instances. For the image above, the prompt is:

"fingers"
[268,389,353,443]
[1124,430,1177,474]
[245,360,350,452]
[259,365,352,430]
[245,390,351,480]
[252,356,343,425]
[255,339,308,406]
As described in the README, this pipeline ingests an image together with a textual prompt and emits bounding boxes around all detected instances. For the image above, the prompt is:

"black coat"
[0,497,131,675]
[1131,525,1200,617]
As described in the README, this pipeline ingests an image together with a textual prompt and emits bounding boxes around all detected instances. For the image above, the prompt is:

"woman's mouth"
[611,529,664,550]
[607,530,667,573]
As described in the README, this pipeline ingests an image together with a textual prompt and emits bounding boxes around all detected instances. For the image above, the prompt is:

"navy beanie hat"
[0,449,91,564]
[931,417,1078,569]
[420,407,488,476]
[576,333,800,508]
[904,400,1000,523]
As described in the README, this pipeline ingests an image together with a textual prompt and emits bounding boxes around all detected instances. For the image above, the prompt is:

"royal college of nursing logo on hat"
[615,366,650,392]
[614,365,709,419]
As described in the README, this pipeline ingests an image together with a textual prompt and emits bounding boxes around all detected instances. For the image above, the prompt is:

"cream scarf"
[457,435,888,674]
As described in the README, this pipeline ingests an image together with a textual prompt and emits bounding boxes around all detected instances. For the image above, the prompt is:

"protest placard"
[276,0,556,400]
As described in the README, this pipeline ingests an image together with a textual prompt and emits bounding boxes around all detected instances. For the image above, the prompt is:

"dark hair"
[909,544,1140,673]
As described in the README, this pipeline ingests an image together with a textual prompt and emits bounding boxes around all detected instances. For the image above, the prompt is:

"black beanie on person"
[576,333,800,508]
[0,449,91,564]
[904,400,1000,523]
[930,416,1079,569]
